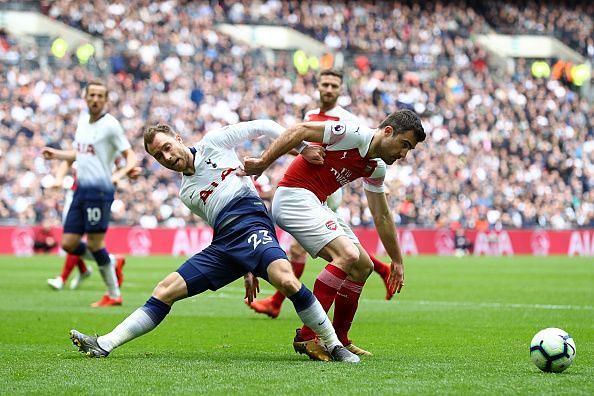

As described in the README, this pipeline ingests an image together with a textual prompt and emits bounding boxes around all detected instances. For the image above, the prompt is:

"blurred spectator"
[33,219,57,253]
[0,0,590,231]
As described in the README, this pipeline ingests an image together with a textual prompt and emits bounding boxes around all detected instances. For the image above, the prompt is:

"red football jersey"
[279,122,386,202]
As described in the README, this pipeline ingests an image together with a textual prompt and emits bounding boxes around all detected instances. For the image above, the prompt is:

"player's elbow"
[292,123,322,143]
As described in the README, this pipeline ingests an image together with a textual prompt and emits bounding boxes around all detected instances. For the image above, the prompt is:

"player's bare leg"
[247,240,307,318]
[266,259,359,363]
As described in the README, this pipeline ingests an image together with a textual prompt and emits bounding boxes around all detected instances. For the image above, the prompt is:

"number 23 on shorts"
[247,230,272,250]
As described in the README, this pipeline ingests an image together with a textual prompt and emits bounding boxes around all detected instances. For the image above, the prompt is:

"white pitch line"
[199,290,594,311]
[405,300,594,311]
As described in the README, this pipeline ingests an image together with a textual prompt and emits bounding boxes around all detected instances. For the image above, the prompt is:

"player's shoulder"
[304,108,321,119]
[328,106,360,122]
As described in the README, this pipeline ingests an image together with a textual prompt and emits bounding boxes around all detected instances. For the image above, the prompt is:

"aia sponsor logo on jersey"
[74,142,96,155]
[325,220,337,231]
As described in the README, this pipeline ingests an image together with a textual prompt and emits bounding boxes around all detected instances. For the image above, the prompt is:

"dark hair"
[84,80,107,96]
[319,69,343,81]
[144,123,176,152]
[379,109,426,143]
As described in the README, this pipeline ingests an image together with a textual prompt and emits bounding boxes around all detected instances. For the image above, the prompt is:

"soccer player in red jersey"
[242,109,426,358]
[247,70,394,323]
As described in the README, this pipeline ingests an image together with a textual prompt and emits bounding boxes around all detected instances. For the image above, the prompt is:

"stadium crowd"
[0,0,593,231]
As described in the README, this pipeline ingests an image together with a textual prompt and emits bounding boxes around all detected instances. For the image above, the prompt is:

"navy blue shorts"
[177,213,288,297]
[63,189,113,234]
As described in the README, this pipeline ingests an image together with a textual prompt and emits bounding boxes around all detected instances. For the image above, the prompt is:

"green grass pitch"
[1,255,593,395]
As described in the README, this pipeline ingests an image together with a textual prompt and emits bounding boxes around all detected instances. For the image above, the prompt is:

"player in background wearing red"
[247,70,393,322]
[242,109,426,358]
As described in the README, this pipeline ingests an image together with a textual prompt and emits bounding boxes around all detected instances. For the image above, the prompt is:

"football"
[530,328,576,373]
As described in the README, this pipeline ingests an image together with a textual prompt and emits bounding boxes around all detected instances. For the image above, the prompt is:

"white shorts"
[272,187,359,258]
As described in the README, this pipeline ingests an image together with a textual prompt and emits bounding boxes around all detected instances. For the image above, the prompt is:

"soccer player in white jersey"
[68,120,359,363]
[247,70,394,322]
[41,81,137,307]
[242,109,426,359]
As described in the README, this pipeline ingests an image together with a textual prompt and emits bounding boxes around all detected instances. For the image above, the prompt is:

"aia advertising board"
[2,226,594,257]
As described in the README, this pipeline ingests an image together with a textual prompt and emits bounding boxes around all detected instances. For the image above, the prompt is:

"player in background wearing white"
[42,81,137,306]
[69,120,359,363]
[242,110,426,359]
[46,159,137,290]
[247,70,393,321]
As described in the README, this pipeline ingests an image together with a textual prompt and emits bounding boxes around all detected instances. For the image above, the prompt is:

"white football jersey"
[179,120,285,227]
[73,113,131,191]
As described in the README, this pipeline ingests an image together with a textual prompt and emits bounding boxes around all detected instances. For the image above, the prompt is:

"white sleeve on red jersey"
[203,120,285,149]
[363,159,386,193]
[322,121,372,152]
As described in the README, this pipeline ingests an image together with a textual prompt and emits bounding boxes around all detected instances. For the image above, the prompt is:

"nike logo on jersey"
[317,319,326,326]
[189,190,195,200]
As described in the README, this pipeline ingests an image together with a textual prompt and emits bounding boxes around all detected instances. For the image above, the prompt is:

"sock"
[93,248,120,298]
[76,257,88,273]
[97,296,171,352]
[270,260,305,306]
[299,264,347,341]
[60,254,79,282]
[333,279,365,345]
[288,284,341,350]
[71,241,87,257]
[370,254,390,279]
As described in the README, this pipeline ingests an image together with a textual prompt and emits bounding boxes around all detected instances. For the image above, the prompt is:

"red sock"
[60,254,80,282]
[270,260,305,306]
[369,253,390,279]
[300,264,347,341]
[76,257,88,273]
[333,279,365,345]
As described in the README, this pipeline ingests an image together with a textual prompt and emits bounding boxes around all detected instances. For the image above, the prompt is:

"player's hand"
[388,260,404,295]
[126,166,142,180]
[301,145,325,165]
[41,147,58,160]
[244,272,260,304]
[242,157,266,177]
[111,173,124,187]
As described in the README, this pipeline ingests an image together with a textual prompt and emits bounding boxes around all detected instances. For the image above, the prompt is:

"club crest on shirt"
[325,220,338,231]
[332,123,346,135]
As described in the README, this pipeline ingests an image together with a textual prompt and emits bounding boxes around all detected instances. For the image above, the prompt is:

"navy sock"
[141,296,171,326]
[72,241,87,256]
[288,284,316,312]
[92,248,111,266]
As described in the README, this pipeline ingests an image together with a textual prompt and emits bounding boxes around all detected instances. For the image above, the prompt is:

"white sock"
[295,299,341,350]
[98,259,121,298]
[97,309,156,352]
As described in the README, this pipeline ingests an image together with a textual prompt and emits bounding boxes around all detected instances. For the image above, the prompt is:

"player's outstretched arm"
[365,190,405,295]
[243,121,326,176]
[42,147,76,162]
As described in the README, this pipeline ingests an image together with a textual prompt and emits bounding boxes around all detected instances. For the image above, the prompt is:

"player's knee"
[349,257,373,282]
[61,241,76,253]
[152,275,186,305]
[275,275,301,296]
[338,245,360,267]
